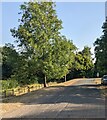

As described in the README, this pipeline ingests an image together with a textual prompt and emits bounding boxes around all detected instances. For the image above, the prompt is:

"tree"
[46,35,76,82]
[70,46,94,78]
[82,46,94,77]
[94,18,107,76]
[11,2,76,87]
[1,44,19,80]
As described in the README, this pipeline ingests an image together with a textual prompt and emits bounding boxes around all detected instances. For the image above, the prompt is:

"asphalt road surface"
[2,79,106,119]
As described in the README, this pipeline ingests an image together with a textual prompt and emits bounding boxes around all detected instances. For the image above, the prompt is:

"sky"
[1,2,105,55]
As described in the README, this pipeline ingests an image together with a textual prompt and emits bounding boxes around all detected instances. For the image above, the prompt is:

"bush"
[28,78,39,85]
[1,79,19,90]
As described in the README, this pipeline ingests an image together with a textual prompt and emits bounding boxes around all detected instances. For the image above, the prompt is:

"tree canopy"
[1,44,19,80]
[10,2,76,87]
[70,46,94,78]
[94,18,107,76]
[1,2,95,87]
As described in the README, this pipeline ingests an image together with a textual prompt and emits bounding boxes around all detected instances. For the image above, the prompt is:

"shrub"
[1,79,19,90]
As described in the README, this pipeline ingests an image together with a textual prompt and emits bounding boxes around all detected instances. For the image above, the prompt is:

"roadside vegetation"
[1,80,19,90]
[0,2,107,90]
[94,18,107,77]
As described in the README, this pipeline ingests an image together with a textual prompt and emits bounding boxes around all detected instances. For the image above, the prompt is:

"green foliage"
[1,2,94,88]
[1,80,19,90]
[94,18,107,76]
[1,44,20,80]
[47,36,76,80]
[11,56,40,85]
[10,2,76,86]
[70,46,94,78]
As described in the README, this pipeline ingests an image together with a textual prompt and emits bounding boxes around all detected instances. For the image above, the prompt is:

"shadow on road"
[2,79,106,119]
[3,84,105,106]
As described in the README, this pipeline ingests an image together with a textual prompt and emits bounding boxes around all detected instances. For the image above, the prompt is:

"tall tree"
[82,46,94,77]
[71,46,94,78]
[94,18,107,76]
[11,2,76,87]
[47,36,76,81]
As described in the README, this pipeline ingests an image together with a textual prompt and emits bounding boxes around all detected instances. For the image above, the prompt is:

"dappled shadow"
[3,84,105,105]
[2,82,106,119]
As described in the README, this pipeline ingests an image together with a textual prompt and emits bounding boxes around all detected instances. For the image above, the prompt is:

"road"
[2,79,106,119]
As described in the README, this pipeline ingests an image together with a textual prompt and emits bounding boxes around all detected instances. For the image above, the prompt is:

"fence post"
[18,88,20,94]
[28,86,30,92]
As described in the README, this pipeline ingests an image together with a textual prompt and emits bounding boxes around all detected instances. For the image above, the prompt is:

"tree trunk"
[43,75,47,87]
[65,75,66,82]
